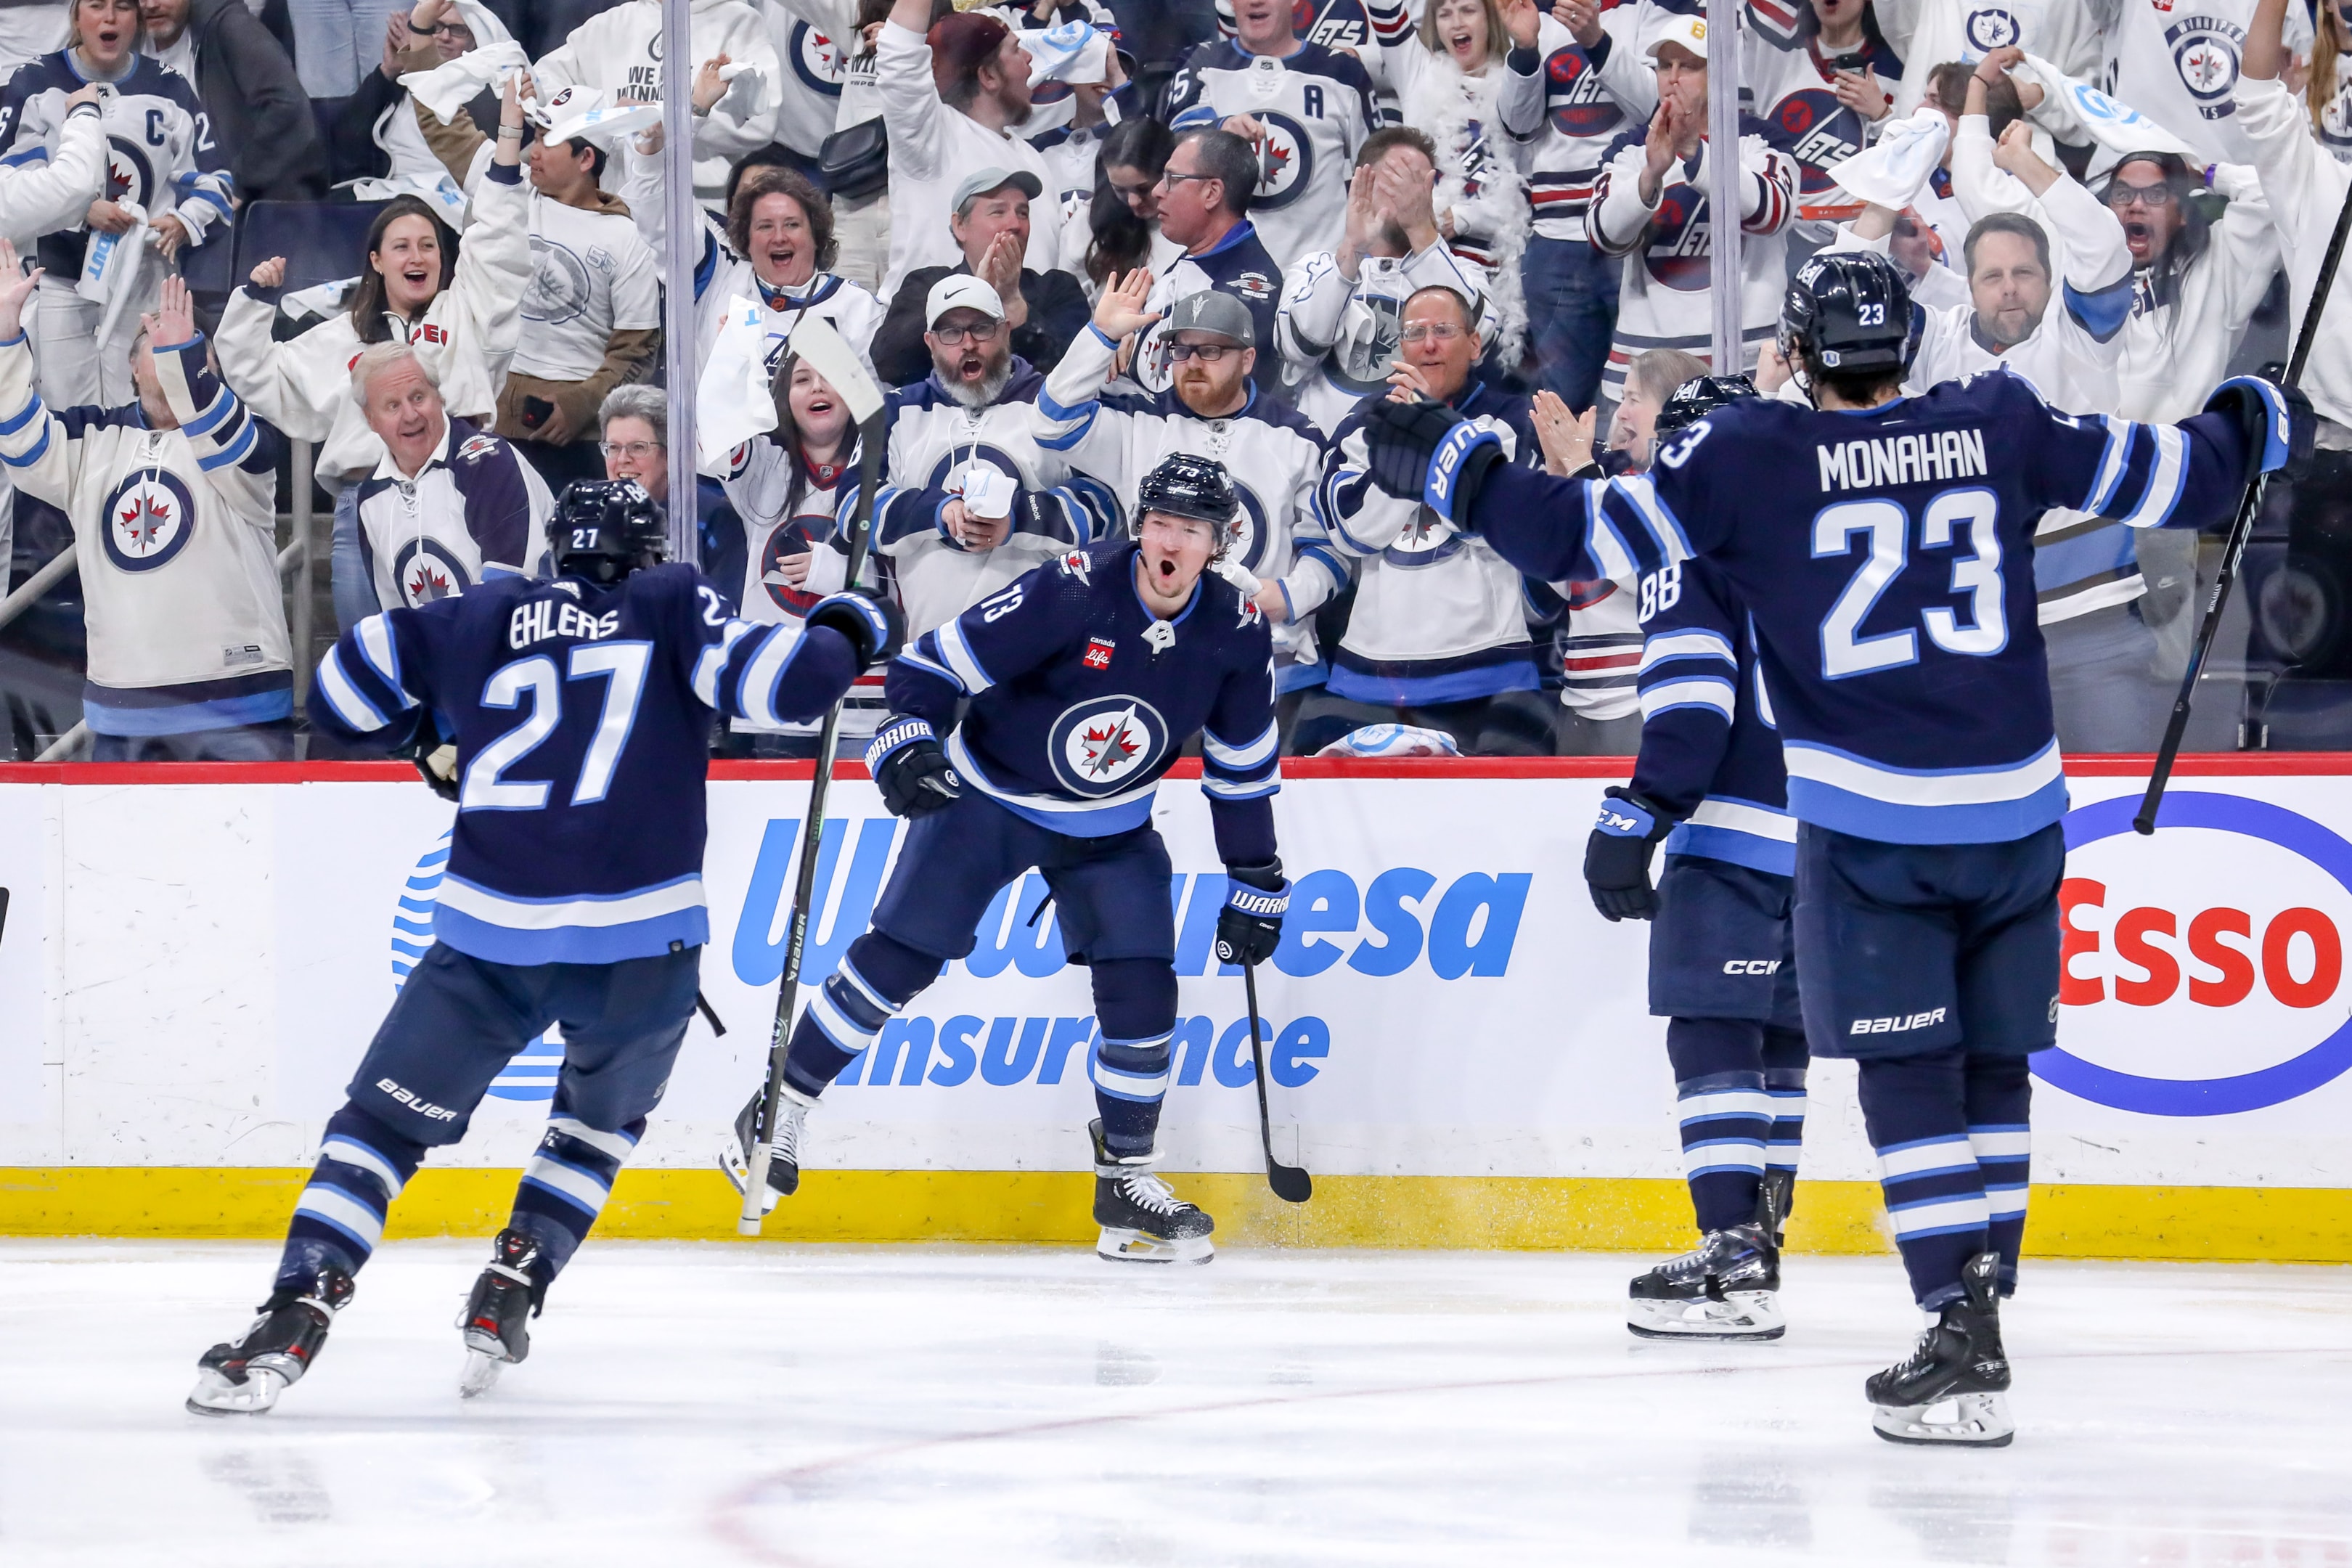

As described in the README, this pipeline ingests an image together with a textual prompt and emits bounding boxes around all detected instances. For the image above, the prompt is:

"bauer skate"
[1867,1251,2014,1447]
[1091,1119,1214,1265]
[1628,1176,1788,1340]
[187,1265,354,1416]
[457,1230,545,1398]
[719,1085,812,1215]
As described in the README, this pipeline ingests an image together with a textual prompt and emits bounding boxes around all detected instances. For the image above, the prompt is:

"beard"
[942,351,1015,409]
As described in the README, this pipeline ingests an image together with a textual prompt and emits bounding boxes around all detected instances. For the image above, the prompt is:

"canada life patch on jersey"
[102,468,197,573]
[1082,636,1115,670]
[2167,16,2245,118]
[391,536,475,605]
[1049,696,1170,795]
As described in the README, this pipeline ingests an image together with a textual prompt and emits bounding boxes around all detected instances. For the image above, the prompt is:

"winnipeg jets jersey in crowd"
[1034,322,1337,688]
[1589,118,1798,403]
[2098,0,2306,167]
[1891,0,2104,115]
[0,91,105,240]
[1468,371,2258,844]
[1134,222,1287,399]
[1363,4,1544,273]
[1744,25,1903,231]
[1164,38,1380,271]
[2114,163,2276,421]
[760,0,852,158]
[1525,8,1659,245]
[864,361,1098,636]
[880,539,1279,863]
[513,192,661,384]
[533,0,781,202]
[310,565,862,963]
[0,53,234,276]
[1275,240,1488,433]
[2236,75,2352,431]
[1319,384,1545,705]
[0,330,287,735]
[353,419,554,612]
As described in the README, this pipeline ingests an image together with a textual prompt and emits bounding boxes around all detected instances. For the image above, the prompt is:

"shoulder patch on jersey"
[454,433,502,465]
[1058,548,1093,584]
[1231,271,1276,303]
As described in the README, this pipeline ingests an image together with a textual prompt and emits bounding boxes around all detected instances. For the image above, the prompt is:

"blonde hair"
[350,342,440,409]
[2311,4,2350,144]
[1624,348,1711,408]
[1418,0,1509,65]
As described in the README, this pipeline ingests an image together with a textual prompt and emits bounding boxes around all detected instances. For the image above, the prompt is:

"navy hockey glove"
[865,717,961,819]
[805,588,902,673]
[2207,375,2316,481]
[1360,395,1507,526]
[1214,862,1289,968]
[1583,786,1673,923]
[391,714,460,803]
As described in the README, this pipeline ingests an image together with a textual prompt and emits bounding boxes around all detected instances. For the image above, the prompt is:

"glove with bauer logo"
[1214,860,1289,967]
[865,717,961,819]
[1584,786,1673,923]
[1360,395,1506,527]
[804,588,902,673]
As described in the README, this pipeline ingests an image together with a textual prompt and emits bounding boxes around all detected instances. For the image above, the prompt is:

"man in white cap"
[1586,13,1799,409]
[872,165,1091,385]
[866,273,1103,636]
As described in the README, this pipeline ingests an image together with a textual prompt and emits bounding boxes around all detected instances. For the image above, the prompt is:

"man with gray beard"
[867,274,1106,635]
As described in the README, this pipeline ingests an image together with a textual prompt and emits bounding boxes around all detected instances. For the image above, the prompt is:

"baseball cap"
[952,166,1045,215]
[1164,289,1255,347]
[928,11,1012,94]
[927,274,1006,327]
[1644,14,1709,60]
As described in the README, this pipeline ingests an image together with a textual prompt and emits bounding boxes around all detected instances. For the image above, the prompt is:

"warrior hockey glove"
[1583,786,1673,923]
[805,588,902,672]
[1214,861,1289,968]
[1361,395,1506,526]
[2206,375,2316,481]
[865,718,961,819]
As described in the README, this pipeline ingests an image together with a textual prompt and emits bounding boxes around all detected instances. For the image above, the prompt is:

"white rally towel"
[1831,108,1951,208]
[699,295,778,467]
[1029,20,1112,85]
[534,83,663,150]
[401,40,527,124]
[76,200,147,312]
[346,171,470,224]
[2009,53,2204,163]
[1316,723,1463,759]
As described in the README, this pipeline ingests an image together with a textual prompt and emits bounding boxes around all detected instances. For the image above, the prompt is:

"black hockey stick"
[736,317,888,1236]
[2134,176,2352,836]
[1243,962,1311,1204]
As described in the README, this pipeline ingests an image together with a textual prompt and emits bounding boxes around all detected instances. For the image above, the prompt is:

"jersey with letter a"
[1163,39,1379,271]
[1466,372,2255,844]
[309,565,862,964]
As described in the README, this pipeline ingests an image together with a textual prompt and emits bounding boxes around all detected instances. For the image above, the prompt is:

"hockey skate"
[1628,1176,1788,1340]
[1867,1251,2014,1447]
[186,1266,354,1416]
[719,1086,812,1215]
[1091,1119,1214,1265]
[456,1230,545,1398]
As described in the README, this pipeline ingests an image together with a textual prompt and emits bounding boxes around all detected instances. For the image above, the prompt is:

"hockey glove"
[865,717,961,819]
[805,587,902,673]
[1214,861,1289,968]
[392,715,460,803]
[1583,786,1673,923]
[2207,375,2316,481]
[1361,395,1506,527]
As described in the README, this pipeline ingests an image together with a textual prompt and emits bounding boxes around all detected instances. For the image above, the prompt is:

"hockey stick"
[1243,962,1311,1204]
[2134,176,2352,836]
[735,317,888,1236]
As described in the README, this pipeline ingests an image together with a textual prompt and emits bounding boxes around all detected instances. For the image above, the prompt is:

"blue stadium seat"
[177,213,236,296]
[233,200,388,295]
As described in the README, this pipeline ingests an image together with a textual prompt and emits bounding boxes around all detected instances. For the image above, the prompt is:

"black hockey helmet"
[1654,373,1757,439]
[1133,452,1238,559]
[550,480,666,584]
[1780,250,1918,383]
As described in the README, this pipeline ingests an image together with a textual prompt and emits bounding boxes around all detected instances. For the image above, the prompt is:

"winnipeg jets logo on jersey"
[1048,696,1170,794]
[523,235,595,326]
[102,469,196,573]
[2167,17,2245,118]
[788,20,845,94]
[1058,549,1093,584]
[1646,185,1715,290]
[455,433,502,464]
[926,444,1026,498]
[1250,111,1314,211]
[1773,91,1863,202]
[105,135,156,207]
[759,518,830,613]
[1964,6,2021,48]
[1546,47,1628,139]
[392,537,475,605]
[1226,481,1271,571]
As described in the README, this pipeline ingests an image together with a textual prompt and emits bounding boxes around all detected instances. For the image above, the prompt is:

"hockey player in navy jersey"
[1355,249,2311,1445]
[722,453,1286,1265]
[1582,374,1811,1342]
[185,482,893,1415]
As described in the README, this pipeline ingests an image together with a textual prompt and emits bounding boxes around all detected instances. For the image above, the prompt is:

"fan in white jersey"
[1888,0,2103,115]
[760,0,854,160]
[0,263,291,758]
[1743,0,1905,242]
[2096,0,2308,167]
[367,0,510,195]
[2310,0,2352,162]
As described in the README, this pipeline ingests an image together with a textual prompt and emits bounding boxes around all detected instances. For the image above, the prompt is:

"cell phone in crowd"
[521,396,555,430]
[1827,51,1872,73]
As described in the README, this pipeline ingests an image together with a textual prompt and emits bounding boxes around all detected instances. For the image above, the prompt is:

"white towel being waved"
[401,40,528,123]
[534,83,663,150]
[1028,20,1112,86]
[699,295,778,467]
[1832,107,1951,209]
[2008,53,2205,165]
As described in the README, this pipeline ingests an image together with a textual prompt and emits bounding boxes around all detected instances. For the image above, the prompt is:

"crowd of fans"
[1,0,2348,760]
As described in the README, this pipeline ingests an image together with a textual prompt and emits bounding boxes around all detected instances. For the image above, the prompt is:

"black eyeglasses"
[931,320,1003,346]
[1157,171,1218,189]
[1165,342,1236,362]
[2104,183,2177,209]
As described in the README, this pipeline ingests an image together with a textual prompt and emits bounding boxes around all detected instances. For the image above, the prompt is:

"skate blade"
[458,1348,505,1400]
[1628,1290,1786,1341]
[715,1138,788,1214]
[1095,1227,1214,1265]
[185,1365,289,1417]
[1871,1391,2014,1447]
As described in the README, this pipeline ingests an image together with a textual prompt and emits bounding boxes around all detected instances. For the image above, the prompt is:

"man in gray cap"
[871,165,1092,385]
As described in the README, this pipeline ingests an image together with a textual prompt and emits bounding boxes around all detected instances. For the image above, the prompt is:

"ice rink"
[0,1239,2344,1567]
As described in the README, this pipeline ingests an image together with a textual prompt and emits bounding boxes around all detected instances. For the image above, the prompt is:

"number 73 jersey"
[309,564,863,965]
[1469,369,2258,846]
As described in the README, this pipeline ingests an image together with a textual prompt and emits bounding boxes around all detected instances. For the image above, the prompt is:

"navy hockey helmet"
[1779,250,1919,383]
[1133,452,1238,559]
[1654,373,1757,439]
[551,480,666,584]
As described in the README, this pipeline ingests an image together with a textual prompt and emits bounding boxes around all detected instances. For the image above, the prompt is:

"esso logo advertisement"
[2041,792,2352,1116]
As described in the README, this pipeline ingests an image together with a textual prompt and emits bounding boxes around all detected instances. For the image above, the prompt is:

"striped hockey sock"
[1664,1016,1770,1232]
[781,935,936,1101]
[277,1105,427,1289]
[508,1114,645,1281]
[1762,1026,1808,1198]
[1966,1054,2033,1296]
[1856,1049,1988,1310]
[1088,958,1177,1159]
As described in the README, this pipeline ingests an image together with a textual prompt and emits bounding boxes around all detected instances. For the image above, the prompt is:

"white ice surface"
[1,1241,2346,1567]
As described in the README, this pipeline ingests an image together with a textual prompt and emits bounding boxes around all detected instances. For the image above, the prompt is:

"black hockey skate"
[1091,1119,1214,1265]
[1866,1251,2014,1447]
[186,1266,354,1416]
[719,1085,812,1215]
[1628,1175,1787,1340]
[457,1230,547,1398]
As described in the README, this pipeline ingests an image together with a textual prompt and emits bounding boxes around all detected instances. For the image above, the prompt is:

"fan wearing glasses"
[1130,128,1288,399]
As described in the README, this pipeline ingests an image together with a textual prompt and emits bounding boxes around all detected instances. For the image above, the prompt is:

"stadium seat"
[233,200,388,295]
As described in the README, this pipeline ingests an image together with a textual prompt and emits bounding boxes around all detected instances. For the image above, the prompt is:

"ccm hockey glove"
[865,718,961,819]
[1583,786,1673,923]
[1361,394,1506,526]
[1214,861,1289,967]
[804,588,902,672]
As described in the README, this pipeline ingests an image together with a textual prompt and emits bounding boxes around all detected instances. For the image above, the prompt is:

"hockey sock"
[277,1104,428,1290]
[508,1112,645,1283]
[780,931,939,1101]
[1964,1053,2033,1297]
[1855,1045,1987,1311]
[1087,959,1178,1159]
[1762,1025,1810,1196]
[1665,1016,1771,1233]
